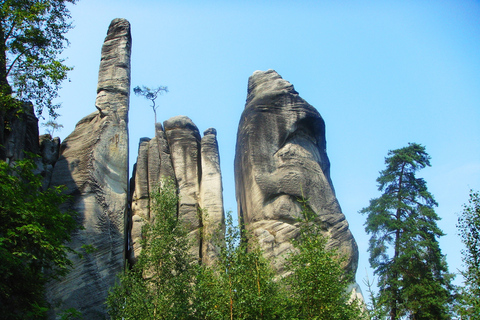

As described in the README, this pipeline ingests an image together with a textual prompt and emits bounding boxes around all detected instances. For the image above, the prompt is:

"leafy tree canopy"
[360,143,453,320]
[0,0,77,119]
[285,196,365,320]
[456,190,480,318]
[0,157,78,319]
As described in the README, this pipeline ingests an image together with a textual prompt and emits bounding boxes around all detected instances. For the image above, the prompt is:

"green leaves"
[1,0,76,118]
[0,157,78,319]
[107,178,197,320]
[456,190,480,318]
[360,143,453,319]
[285,197,364,320]
[195,211,284,320]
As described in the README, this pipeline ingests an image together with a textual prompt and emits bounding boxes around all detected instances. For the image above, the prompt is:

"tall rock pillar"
[46,19,131,319]
[235,70,359,281]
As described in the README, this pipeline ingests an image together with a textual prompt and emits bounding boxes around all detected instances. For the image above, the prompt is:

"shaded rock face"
[4,103,40,163]
[3,102,61,186]
[46,18,131,319]
[129,117,224,265]
[235,70,359,278]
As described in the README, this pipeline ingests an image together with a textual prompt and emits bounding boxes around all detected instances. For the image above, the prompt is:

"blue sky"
[53,0,480,294]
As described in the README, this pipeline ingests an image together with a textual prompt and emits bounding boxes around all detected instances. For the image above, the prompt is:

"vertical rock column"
[164,116,202,260]
[199,128,225,265]
[235,70,359,280]
[46,19,131,319]
[129,119,225,266]
[128,123,176,264]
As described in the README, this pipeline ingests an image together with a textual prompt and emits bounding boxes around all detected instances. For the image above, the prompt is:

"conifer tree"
[360,143,452,319]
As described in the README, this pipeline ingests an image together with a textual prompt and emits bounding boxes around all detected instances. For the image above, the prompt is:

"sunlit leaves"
[1,0,76,118]
[0,157,78,319]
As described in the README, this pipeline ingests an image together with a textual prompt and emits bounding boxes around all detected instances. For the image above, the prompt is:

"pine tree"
[360,143,452,319]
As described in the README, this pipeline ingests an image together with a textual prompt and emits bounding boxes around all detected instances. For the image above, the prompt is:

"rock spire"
[46,18,131,319]
[235,70,359,281]
[129,117,225,266]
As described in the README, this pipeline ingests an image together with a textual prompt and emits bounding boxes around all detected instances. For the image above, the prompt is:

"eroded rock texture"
[129,117,224,265]
[235,70,359,279]
[46,18,131,319]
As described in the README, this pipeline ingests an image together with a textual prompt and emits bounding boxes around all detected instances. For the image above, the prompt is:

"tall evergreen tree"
[360,143,452,320]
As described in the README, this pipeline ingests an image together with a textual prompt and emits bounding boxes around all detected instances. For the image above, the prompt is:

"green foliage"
[110,181,365,319]
[285,196,364,320]
[195,211,285,319]
[456,190,480,319]
[0,0,77,119]
[133,85,168,124]
[0,157,78,319]
[360,143,453,319]
[107,178,196,319]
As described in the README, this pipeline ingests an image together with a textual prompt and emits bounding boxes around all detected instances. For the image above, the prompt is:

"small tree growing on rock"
[133,85,168,124]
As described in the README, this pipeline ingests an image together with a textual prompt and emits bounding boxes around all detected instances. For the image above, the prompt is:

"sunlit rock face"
[235,69,359,278]
[46,18,131,319]
[128,117,224,266]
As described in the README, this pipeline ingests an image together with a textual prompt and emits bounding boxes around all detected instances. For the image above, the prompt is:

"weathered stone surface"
[128,120,225,266]
[129,138,150,263]
[127,123,178,264]
[39,134,60,187]
[164,116,202,259]
[46,18,131,319]
[235,70,359,279]
[199,128,225,265]
[4,103,40,163]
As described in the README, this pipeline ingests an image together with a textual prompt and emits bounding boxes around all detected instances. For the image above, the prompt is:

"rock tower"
[235,70,359,279]
[46,18,131,319]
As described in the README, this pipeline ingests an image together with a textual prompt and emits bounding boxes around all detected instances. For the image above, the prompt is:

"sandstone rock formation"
[129,117,224,265]
[129,124,176,263]
[3,103,40,163]
[235,70,359,279]
[46,18,131,319]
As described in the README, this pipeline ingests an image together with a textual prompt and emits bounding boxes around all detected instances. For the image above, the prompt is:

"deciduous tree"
[0,157,78,319]
[456,190,480,318]
[107,179,196,319]
[360,143,453,319]
[0,0,76,159]
[285,196,364,320]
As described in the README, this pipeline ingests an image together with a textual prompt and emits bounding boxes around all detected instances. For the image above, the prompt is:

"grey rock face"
[164,116,203,259]
[4,103,40,163]
[235,70,359,278]
[129,118,225,265]
[128,125,177,264]
[46,18,131,319]
[199,128,225,265]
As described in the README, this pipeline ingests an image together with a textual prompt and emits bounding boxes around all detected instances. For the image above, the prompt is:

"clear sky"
[52,0,480,295]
